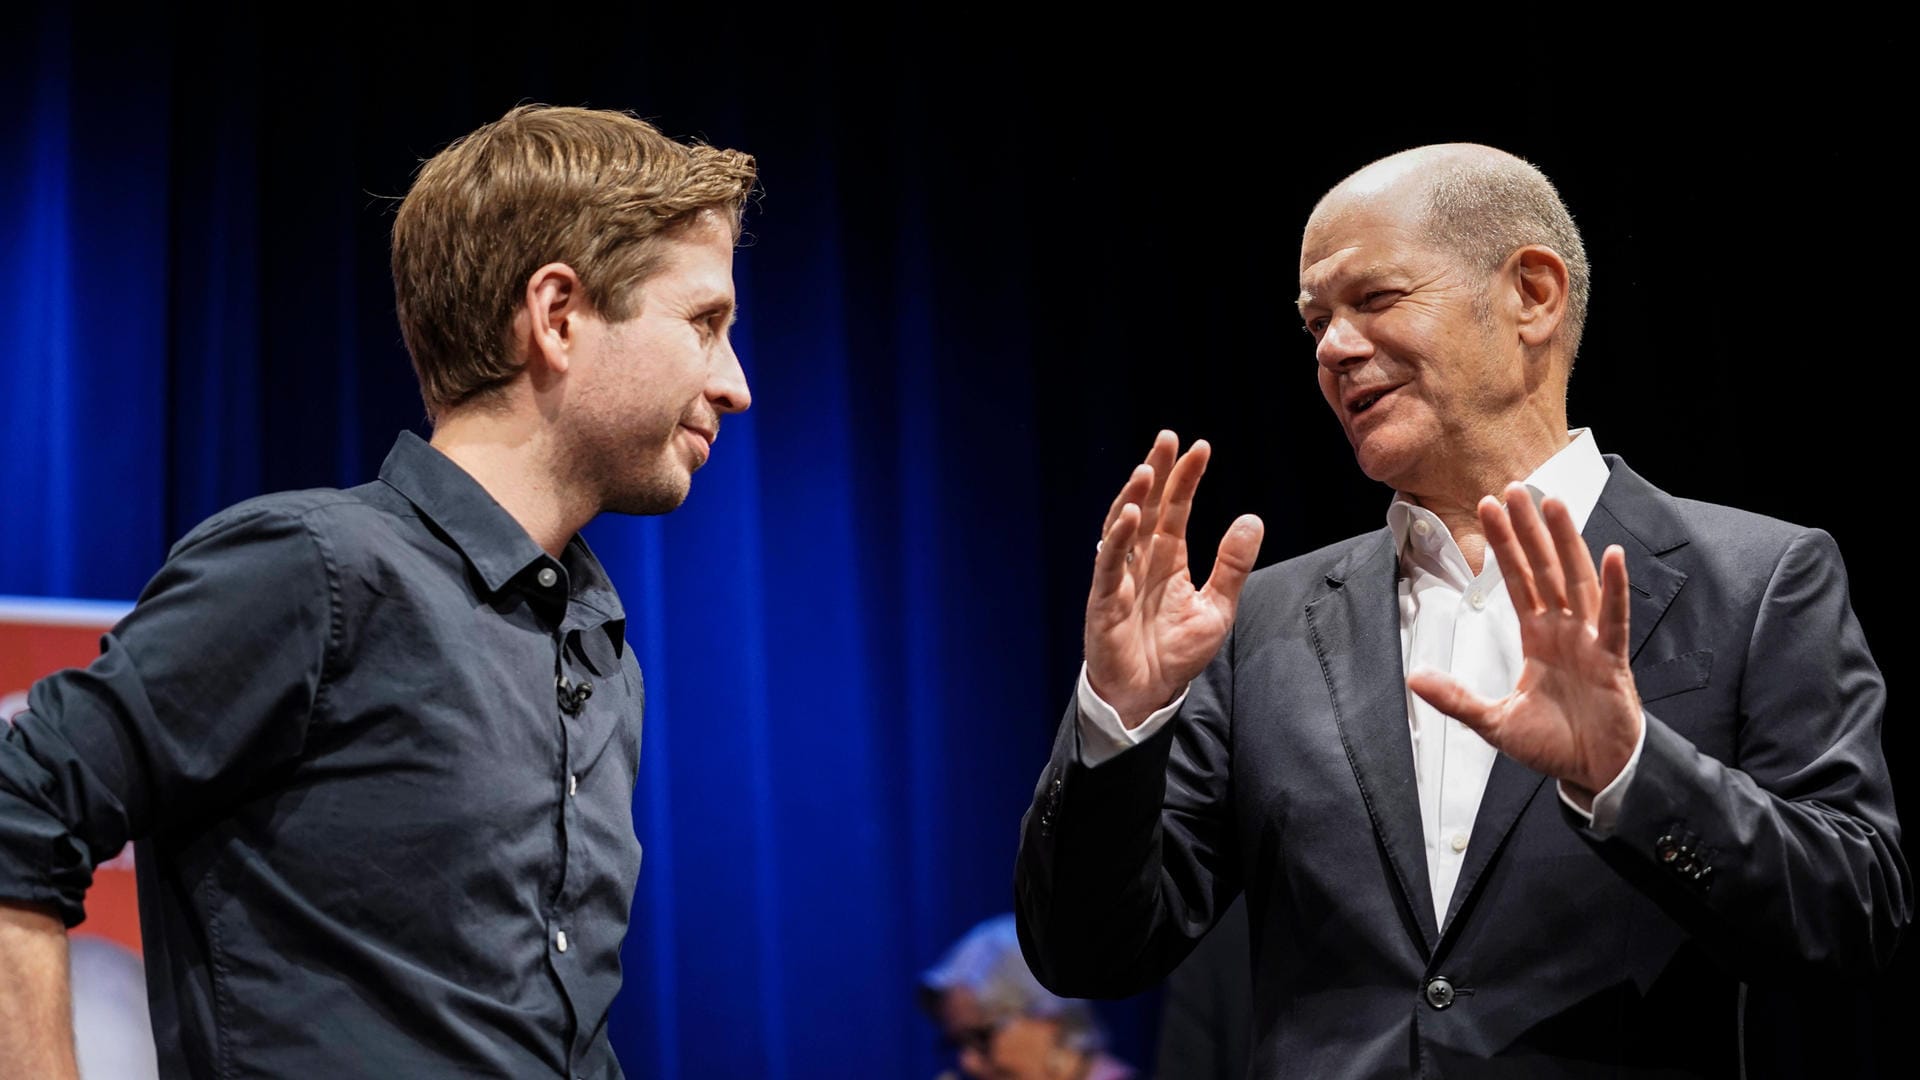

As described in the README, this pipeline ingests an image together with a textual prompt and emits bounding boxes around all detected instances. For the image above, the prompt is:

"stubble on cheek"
[560,415,692,517]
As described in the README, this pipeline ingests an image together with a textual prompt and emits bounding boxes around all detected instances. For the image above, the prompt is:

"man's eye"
[1360,290,1397,310]
[1303,317,1329,338]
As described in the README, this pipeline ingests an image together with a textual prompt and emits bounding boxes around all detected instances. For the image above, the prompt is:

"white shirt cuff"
[1074,663,1189,767]
[1557,711,1647,835]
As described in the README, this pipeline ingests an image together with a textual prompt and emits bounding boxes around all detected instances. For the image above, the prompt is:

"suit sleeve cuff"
[1557,710,1647,835]
[1076,663,1188,768]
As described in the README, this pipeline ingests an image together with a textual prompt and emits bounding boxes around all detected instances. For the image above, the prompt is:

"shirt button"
[1467,590,1486,610]
[1413,519,1432,538]
[555,929,569,953]
[537,567,559,588]
[1450,833,1469,853]
[568,773,578,797]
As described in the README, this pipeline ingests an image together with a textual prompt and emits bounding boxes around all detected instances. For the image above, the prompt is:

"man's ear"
[1509,245,1570,349]
[514,263,588,378]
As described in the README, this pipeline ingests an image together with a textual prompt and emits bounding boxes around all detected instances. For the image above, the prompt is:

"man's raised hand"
[1085,431,1264,729]
[1405,485,1642,807]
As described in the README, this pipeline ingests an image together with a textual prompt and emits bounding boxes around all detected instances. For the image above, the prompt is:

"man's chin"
[604,475,692,517]
[1351,437,1419,490]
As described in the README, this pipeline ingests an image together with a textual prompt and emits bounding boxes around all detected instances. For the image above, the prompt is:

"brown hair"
[391,105,757,419]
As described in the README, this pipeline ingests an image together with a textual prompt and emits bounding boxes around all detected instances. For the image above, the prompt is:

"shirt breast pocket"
[1635,649,1713,703]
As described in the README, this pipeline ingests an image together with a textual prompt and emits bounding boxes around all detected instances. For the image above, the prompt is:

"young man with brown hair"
[0,104,754,1079]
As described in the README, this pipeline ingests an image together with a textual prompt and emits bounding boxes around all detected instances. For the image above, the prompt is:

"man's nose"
[1315,313,1372,371]
[708,337,752,414]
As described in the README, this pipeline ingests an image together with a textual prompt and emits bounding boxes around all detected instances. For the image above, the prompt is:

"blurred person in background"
[921,914,1136,1080]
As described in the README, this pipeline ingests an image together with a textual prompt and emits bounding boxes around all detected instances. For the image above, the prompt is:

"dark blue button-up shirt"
[0,432,644,1078]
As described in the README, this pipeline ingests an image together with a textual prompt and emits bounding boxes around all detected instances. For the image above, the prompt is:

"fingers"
[1095,429,1230,595]
[1101,464,1153,536]
[1134,431,1179,543]
[1153,439,1213,544]
[1406,668,1499,732]
[1597,544,1631,657]
[1502,484,1567,613]
[1542,497,1599,621]
[1091,503,1142,601]
[1198,514,1265,611]
[1479,494,1539,615]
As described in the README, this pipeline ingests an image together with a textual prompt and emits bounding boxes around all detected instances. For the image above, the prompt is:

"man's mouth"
[679,424,715,465]
[1347,386,1396,414]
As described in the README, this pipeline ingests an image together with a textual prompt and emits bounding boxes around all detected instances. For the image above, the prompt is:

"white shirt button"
[1467,590,1485,610]
[1450,833,1469,853]
[555,929,569,953]
[537,567,559,588]
[568,773,578,797]
[1413,519,1432,538]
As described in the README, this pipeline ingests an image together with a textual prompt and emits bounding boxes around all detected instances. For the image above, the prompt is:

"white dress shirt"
[1077,430,1645,926]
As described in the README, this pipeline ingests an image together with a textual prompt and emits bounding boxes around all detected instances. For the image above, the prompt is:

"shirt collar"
[376,432,627,637]
[1386,428,1610,557]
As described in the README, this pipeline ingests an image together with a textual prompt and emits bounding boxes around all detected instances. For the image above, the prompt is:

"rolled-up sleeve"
[0,503,332,926]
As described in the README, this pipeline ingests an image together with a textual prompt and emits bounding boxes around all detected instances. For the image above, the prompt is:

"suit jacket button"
[1424,976,1455,1010]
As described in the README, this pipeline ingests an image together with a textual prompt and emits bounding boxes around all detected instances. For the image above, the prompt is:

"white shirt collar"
[1385,428,1610,558]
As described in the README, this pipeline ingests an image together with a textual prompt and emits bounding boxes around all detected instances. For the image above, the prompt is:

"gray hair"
[918,914,1107,1053]
[1418,148,1592,359]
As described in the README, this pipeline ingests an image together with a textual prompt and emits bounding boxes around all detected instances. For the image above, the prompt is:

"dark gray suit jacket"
[1016,457,1910,1078]
[1155,894,1252,1080]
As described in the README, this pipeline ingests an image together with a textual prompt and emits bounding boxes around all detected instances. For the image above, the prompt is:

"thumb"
[1406,668,1499,731]
[1199,514,1265,608]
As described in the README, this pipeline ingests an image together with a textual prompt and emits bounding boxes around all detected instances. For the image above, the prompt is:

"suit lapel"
[1438,456,1690,939]
[1582,457,1689,664]
[1306,529,1441,955]
[1441,757,1546,935]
